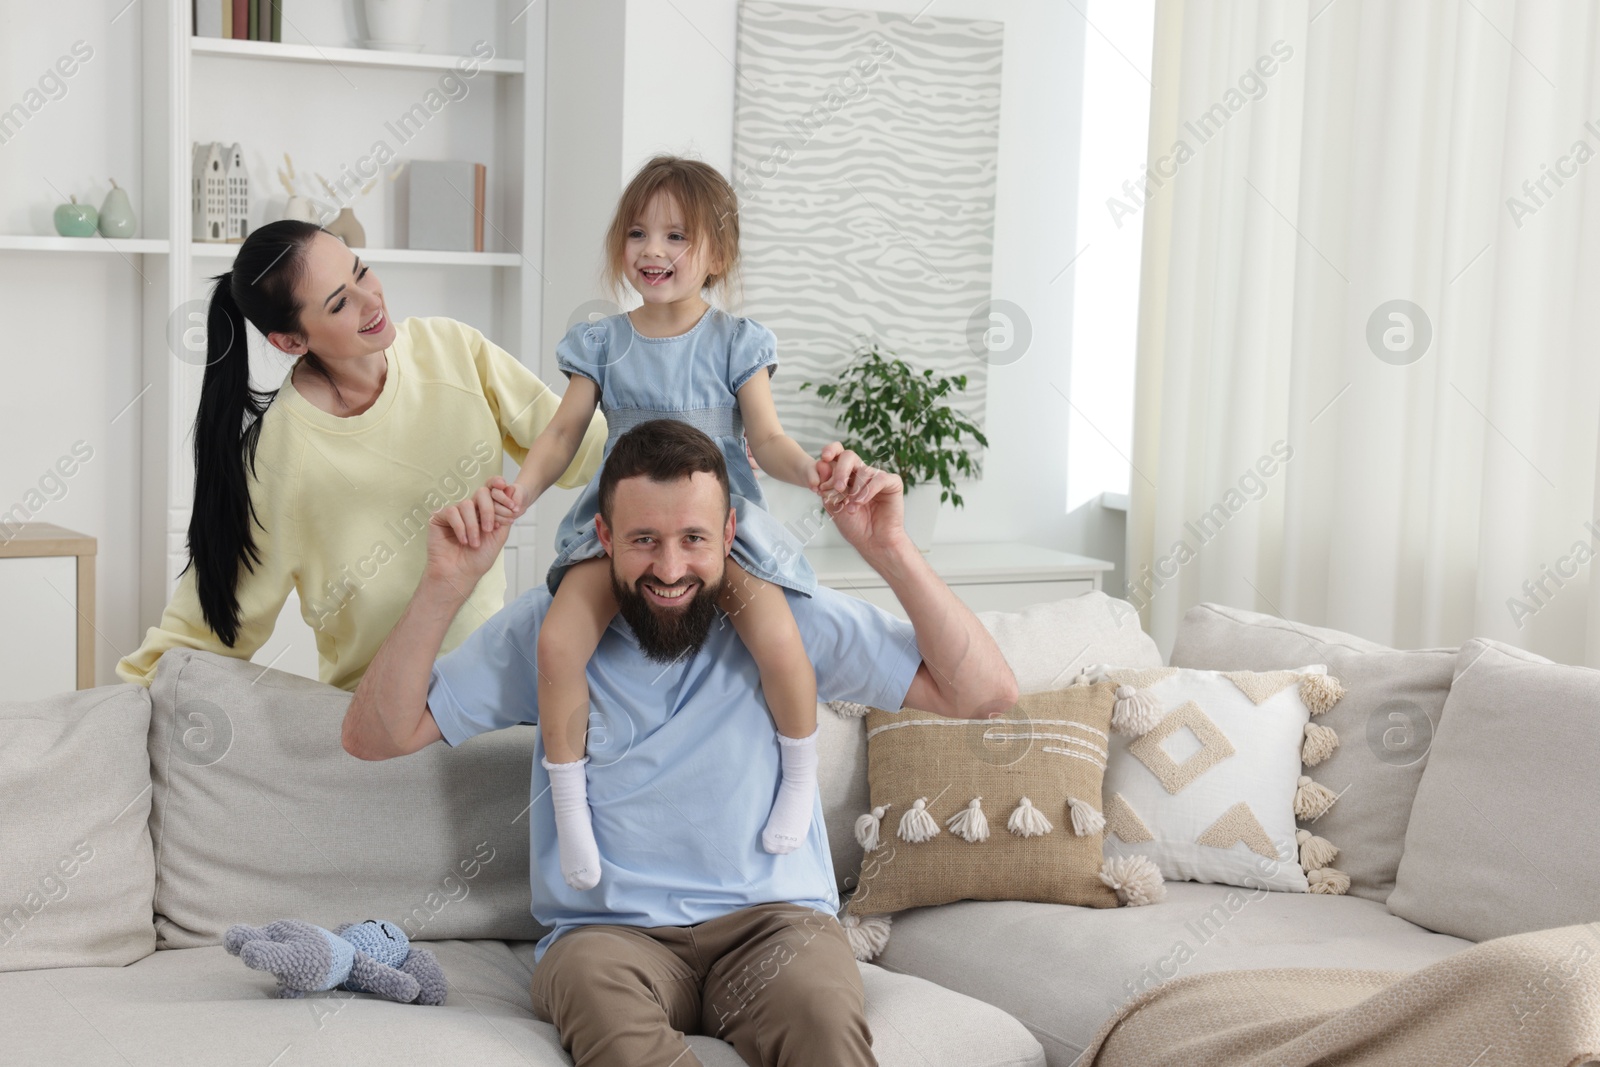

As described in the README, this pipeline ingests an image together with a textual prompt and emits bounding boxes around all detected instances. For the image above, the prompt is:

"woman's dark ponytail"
[186,220,324,646]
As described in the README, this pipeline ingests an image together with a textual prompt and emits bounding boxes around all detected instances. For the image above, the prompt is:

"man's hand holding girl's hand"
[813,442,908,557]
[425,481,512,592]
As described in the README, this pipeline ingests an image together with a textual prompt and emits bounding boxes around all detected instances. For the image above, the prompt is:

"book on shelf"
[195,0,221,37]
[193,0,280,41]
[474,164,486,253]
[404,161,488,254]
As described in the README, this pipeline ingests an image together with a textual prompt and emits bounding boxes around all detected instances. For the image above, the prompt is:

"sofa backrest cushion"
[147,650,544,948]
[819,591,1161,892]
[1388,638,1600,942]
[1169,603,1455,903]
[0,684,156,971]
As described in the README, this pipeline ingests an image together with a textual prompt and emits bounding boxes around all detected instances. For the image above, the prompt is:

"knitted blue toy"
[224,919,446,1005]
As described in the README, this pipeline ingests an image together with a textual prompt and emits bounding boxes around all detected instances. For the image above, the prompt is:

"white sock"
[543,756,601,890]
[762,727,819,855]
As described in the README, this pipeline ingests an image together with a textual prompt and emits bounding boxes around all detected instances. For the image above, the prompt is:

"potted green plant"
[800,339,988,550]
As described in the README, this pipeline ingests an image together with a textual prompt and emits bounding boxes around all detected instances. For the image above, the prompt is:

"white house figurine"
[225,143,248,243]
[192,142,227,243]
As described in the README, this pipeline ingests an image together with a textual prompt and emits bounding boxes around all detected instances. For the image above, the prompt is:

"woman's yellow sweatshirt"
[116,316,605,691]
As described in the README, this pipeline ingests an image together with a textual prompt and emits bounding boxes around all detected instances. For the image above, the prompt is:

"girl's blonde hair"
[604,155,742,307]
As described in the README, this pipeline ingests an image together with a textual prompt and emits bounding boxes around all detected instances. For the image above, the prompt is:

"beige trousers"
[530,902,875,1067]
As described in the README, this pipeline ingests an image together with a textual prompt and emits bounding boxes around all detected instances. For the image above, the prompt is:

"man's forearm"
[859,536,1018,716]
[343,578,465,759]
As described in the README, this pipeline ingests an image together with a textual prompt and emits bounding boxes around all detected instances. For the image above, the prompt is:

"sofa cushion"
[848,685,1121,917]
[875,882,1472,1067]
[1,939,1045,1067]
[148,649,544,947]
[1388,638,1600,942]
[981,592,1163,694]
[819,592,1159,895]
[1168,602,1456,902]
[0,940,571,1066]
[818,696,871,894]
[510,941,1048,1067]
[0,683,156,971]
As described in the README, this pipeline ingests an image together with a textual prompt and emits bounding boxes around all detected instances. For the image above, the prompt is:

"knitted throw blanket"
[1082,923,1600,1066]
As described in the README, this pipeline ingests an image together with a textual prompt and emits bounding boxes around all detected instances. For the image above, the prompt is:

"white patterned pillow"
[1084,664,1347,894]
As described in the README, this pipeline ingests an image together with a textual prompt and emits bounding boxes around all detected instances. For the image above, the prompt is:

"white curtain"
[1129,0,1600,667]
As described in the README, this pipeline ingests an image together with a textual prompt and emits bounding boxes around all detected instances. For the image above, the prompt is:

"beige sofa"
[4,592,1594,1066]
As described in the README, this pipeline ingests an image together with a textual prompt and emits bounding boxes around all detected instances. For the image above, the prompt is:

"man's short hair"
[598,419,732,526]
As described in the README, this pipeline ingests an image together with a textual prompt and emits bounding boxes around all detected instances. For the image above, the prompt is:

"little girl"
[494,155,831,890]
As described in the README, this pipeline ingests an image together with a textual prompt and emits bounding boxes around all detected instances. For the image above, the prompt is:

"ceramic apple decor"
[52,195,97,237]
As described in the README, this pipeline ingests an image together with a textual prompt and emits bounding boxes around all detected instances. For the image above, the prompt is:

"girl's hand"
[487,476,530,525]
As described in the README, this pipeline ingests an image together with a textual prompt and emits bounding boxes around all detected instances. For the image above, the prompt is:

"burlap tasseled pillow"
[846,683,1157,928]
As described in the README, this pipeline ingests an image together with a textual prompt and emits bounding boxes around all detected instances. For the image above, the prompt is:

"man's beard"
[611,564,724,664]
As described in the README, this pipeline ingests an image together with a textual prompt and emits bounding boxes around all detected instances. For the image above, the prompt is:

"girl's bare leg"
[537,557,618,889]
[720,559,820,854]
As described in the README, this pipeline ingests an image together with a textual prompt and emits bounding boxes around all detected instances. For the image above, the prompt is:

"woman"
[117,220,605,690]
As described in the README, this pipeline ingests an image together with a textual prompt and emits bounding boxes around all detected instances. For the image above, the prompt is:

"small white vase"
[281,196,320,223]
[901,484,940,552]
[363,0,428,50]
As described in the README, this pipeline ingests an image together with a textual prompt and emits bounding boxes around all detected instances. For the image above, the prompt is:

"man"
[342,419,1018,1067]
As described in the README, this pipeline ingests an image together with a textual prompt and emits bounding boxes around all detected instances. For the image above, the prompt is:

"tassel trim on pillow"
[1067,796,1105,837]
[1070,664,1110,686]
[828,700,873,719]
[1007,796,1053,837]
[898,798,940,843]
[1302,721,1340,766]
[1099,854,1167,906]
[946,798,990,843]
[1294,775,1339,820]
[1296,828,1339,870]
[1111,685,1163,736]
[840,912,892,960]
[855,804,890,853]
[1306,867,1351,895]
[1299,673,1345,716]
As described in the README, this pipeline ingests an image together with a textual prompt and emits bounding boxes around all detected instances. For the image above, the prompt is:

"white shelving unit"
[0,236,171,254]
[189,35,527,74]
[188,243,525,267]
[1,2,550,682]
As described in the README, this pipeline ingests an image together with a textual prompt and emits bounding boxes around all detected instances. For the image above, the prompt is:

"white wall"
[533,0,629,583]
[549,0,1119,556]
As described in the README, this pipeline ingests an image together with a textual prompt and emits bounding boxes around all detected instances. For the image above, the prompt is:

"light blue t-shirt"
[426,583,922,962]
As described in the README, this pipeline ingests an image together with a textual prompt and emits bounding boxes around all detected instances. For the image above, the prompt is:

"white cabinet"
[0,525,96,701]
[804,542,1113,620]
